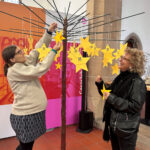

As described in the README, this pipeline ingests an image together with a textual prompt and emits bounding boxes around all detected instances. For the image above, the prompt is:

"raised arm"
[8,42,61,81]
[25,23,57,65]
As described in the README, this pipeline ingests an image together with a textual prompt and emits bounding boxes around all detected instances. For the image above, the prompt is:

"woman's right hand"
[48,23,57,32]
[53,42,61,51]
[96,75,102,83]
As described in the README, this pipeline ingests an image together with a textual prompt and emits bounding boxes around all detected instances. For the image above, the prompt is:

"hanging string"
[21,17,24,49]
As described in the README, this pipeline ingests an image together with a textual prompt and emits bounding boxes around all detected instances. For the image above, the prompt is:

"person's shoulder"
[9,63,26,71]
[133,75,146,88]
[14,63,25,67]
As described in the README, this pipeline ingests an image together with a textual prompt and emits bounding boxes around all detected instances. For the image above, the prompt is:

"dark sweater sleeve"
[95,81,104,96]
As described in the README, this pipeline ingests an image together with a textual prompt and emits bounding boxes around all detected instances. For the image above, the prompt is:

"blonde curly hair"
[126,47,145,76]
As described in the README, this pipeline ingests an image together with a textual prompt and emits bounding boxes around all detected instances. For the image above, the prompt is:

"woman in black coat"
[95,47,146,150]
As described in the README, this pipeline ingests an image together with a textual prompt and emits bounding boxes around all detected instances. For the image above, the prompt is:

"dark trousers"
[110,129,137,150]
[16,141,34,150]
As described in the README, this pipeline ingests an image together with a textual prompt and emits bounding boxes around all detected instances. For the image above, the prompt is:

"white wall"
[121,0,150,79]
[0,105,15,138]
[22,0,86,15]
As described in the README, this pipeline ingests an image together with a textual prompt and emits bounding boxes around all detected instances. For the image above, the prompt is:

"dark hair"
[2,45,17,76]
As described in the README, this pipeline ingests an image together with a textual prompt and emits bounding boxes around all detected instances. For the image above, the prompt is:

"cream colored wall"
[87,0,122,129]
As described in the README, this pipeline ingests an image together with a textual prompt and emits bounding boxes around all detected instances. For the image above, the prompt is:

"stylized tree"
[0,0,145,150]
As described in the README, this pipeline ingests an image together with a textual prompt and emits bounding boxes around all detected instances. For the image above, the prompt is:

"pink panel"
[46,96,81,129]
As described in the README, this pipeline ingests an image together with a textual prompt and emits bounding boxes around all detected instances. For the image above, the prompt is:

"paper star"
[101,45,115,67]
[74,56,90,72]
[68,46,82,63]
[54,45,63,62]
[101,84,111,100]
[23,47,28,55]
[119,43,127,56]
[79,36,91,56]
[73,40,76,47]
[89,43,100,57]
[28,36,33,50]
[113,50,121,60]
[112,63,119,75]
[102,57,110,67]
[68,47,89,72]
[37,43,51,62]
[55,62,62,70]
[113,43,127,60]
[53,30,65,43]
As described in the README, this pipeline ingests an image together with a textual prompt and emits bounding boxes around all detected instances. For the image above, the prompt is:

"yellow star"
[101,45,115,67]
[101,84,111,100]
[89,43,100,57]
[92,47,100,57]
[37,43,51,62]
[112,63,119,75]
[103,56,110,67]
[80,36,91,56]
[68,46,82,62]
[53,30,65,43]
[55,62,62,70]
[23,47,28,55]
[54,45,63,62]
[28,36,33,50]
[119,43,127,56]
[73,40,76,48]
[113,43,127,60]
[113,50,121,60]
[74,57,90,72]
[67,42,90,72]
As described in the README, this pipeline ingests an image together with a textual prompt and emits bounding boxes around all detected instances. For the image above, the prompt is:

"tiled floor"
[0,125,138,150]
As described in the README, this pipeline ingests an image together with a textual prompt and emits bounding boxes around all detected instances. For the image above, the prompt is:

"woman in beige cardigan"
[2,23,61,150]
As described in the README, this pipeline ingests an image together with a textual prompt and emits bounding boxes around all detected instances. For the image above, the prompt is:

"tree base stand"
[77,111,93,133]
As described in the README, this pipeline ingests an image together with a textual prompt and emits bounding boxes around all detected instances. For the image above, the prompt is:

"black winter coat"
[95,71,146,140]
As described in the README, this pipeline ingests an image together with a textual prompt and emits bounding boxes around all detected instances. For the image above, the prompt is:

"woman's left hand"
[103,92,110,100]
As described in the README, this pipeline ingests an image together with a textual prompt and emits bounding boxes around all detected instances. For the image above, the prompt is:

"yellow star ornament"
[68,45,90,72]
[112,63,119,75]
[37,43,51,62]
[68,46,82,63]
[28,36,33,50]
[101,45,115,67]
[113,50,121,60]
[53,30,65,43]
[74,56,90,72]
[55,62,62,70]
[23,47,28,55]
[89,43,100,57]
[119,43,127,56]
[54,45,63,62]
[113,43,127,60]
[79,36,91,56]
[101,84,111,100]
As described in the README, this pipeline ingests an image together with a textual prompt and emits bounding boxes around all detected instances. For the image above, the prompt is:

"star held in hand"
[37,43,51,62]
[101,84,111,100]
[53,30,65,43]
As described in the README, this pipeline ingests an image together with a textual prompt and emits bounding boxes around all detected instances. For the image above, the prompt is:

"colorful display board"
[0,2,82,138]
